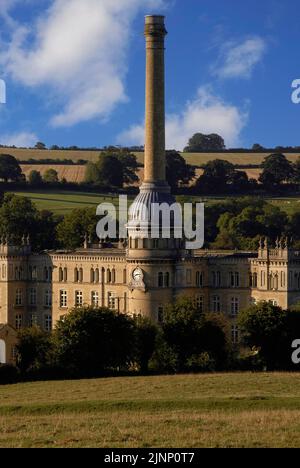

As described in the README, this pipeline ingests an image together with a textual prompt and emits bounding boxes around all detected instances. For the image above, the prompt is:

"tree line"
[1,298,300,384]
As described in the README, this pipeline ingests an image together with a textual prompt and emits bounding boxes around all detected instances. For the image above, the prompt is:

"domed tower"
[127,15,183,320]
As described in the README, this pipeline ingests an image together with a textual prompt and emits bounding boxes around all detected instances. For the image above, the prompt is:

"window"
[212,272,221,287]
[44,266,51,282]
[107,269,112,283]
[153,239,159,249]
[269,299,278,306]
[74,268,79,283]
[44,315,52,332]
[186,269,192,285]
[63,268,68,282]
[123,269,127,284]
[59,267,63,282]
[231,325,239,344]
[108,292,116,309]
[2,264,6,279]
[281,271,285,288]
[158,305,164,323]
[90,268,95,283]
[29,288,37,306]
[195,295,204,313]
[32,266,37,281]
[164,272,170,287]
[212,296,220,313]
[60,290,67,308]
[250,272,258,288]
[15,314,22,330]
[30,314,38,327]
[158,272,164,287]
[11,346,17,360]
[230,272,239,288]
[196,271,203,287]
[230,297,239,317]
[79,268,83,282]
[91,291,99,307]
[112,269,116,284]
[15,289,23,306]
[94,268,99,283]
[75,291,83,307]
[45,290,52,307]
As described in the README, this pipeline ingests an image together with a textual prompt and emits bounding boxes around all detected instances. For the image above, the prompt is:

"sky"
[0,0,300,150]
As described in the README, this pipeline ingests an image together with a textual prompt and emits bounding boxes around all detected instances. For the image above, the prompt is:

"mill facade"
[0,16,299,364]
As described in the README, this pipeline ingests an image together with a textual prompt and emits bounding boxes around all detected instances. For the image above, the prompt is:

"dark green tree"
[133,316,158,373]
[0,154,22,182]
[84,162,100,184]
[56,207,98,249]
[53,306,135,377]
[166,150,195,189]
[43,169,59,183]
[16,326,52,373]
[195,159,236,193]
[28,170,43,185]
[238,302,287,369]
[97,154,124,188]
[259,153,293,189]
[184,133,225,152]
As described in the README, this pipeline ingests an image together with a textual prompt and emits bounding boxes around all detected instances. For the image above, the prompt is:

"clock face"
[133,268,143,281]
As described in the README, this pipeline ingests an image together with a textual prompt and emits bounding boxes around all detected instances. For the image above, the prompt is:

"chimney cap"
[145,15,165,22]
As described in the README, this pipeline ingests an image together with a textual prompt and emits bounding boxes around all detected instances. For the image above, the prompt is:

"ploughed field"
[1,373,300,448]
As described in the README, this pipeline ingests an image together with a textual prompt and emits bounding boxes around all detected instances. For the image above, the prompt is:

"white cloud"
[0,131,38,147]
[118,86,248,150]
[0,0,166,127]
[212,37,267,79]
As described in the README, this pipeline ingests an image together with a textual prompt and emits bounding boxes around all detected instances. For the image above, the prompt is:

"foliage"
[16,327,52,373]
[133,316,158,373]
[43,169,59,183]
[0,154,22,182]
[56,207,98,249]
[184,133,225,152]
[166,150,195,189]
[259,153,294,189]
[28,170,43,185]
[53,306,136,377]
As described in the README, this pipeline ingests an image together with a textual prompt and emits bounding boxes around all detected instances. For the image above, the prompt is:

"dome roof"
[128,188,175,224]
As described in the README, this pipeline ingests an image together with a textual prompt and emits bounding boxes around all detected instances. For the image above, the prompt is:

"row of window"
[58,267,126,284]
[157,271,240,288]
[14,266,52,282]
[195,295,240,316]
[15,314,52,331]
[59,290,121,310]
[15,288,52,307]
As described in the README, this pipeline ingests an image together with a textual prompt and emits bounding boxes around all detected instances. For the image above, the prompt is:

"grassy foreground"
[1,373,300,448]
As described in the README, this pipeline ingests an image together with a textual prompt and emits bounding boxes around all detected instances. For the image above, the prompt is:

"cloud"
[0,131,38,147]
[212,37,267,79]
[0,0,166,127]
[118,86,248,150]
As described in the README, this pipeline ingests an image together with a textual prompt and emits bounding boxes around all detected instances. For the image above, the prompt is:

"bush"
[0,364,19,384]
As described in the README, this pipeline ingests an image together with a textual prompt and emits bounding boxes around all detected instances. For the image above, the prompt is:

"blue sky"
[0,0,300,150]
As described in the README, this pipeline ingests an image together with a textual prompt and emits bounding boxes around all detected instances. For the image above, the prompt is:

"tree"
[0,154,22,182]
[238,302,287,369]
[252,143,265,151]
[16,326,52,373]
[97,154,124,188]
[133,316,158,373]
[184,133,225,152]
[166,150,195,189]
[56,207,98,249]
[35,142,47,150]
[53,306,135,377]
[43,169,59,183]
[195,159,236,193]
[0,194,39,245]
[259,153,293,190]
[84,162,100,184]
[28,170,43,185]
[292,156,300,184]
[114,149,139,185]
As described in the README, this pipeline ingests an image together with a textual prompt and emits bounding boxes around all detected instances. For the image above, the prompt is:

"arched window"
[74,268,79,283]
[112,269,116,284]
[123,269,127,284]
[79,268,83,282]
[107,269,112,283]
[94,268,99,283]
[59,267,63,282]
[164,272,170,287]
[230,297,239,317]
[90,268,95,283]
[196,271,203,287]
[63,267,68,282]
[158,272,164,287]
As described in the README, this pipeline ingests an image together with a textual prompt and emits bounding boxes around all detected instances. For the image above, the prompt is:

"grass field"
[3,147,300,167]
[9,190,300,216]
[21,165,86,183]
[0,373,300,448]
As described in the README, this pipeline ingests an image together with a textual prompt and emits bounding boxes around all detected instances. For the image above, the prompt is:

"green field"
[8,190,300,216]
[1,373,300,448]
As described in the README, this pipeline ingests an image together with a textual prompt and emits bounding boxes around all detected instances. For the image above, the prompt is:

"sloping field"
[21,165,86,183]
[0,373,300,447]
[2,147,300,167]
